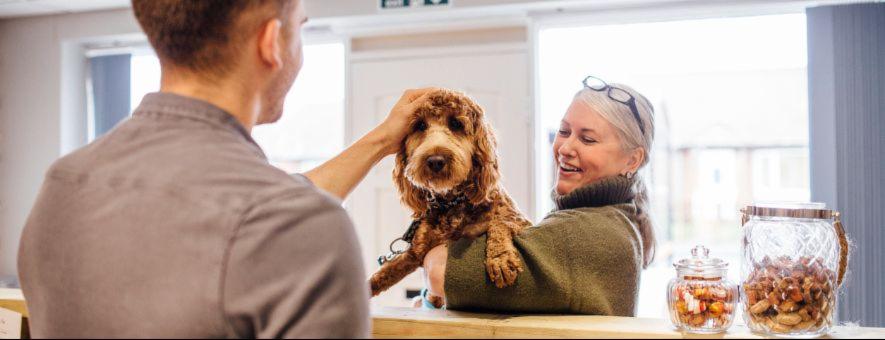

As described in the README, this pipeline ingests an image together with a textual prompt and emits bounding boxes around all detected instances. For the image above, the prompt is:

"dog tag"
[378,252,398,266]
[389,238,410,254]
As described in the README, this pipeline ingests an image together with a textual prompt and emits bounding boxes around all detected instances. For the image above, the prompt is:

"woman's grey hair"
[574,84,656,268]
[574,84,655,165]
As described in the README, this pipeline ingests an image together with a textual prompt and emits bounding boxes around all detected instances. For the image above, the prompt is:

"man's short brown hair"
[132,0,294,76]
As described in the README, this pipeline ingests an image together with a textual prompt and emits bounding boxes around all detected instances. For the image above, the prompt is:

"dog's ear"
[393,149,429,215]
[466,104,500,206]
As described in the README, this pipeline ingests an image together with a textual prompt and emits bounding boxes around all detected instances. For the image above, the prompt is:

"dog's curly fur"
[369,89,531,305]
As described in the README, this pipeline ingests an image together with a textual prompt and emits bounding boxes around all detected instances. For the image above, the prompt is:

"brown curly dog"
[369,89,531,305]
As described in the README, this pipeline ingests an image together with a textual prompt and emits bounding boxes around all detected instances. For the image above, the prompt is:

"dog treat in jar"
[741,203,849,338]
[667,245,738,334]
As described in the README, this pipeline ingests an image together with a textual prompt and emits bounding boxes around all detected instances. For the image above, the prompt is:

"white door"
[347,44,532,308]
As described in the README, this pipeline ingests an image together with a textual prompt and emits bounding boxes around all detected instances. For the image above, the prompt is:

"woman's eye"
[449,118,464,132]
[558,129,570,137]
[581,137,597,144]
[414,120,428,132]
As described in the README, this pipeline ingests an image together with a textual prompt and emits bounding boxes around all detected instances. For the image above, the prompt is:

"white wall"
[0,9,142,277]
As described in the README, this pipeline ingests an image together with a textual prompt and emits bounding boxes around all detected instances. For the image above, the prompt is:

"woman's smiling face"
[553,98,640,195]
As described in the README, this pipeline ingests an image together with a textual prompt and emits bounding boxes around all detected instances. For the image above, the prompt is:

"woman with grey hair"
[421,76,656,315]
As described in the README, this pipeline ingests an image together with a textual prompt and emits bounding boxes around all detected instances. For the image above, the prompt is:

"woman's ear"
[624,147,646,175]
[393,151,428,215]
[466,112,500,205]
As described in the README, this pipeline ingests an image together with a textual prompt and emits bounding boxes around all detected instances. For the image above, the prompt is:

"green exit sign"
[380,0,410,9]
[379,0,451,10]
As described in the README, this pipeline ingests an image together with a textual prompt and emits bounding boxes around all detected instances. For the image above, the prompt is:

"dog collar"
[427,194,469,213]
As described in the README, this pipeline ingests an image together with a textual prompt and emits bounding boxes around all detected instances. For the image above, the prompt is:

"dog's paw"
[369,277,386,297]
[485,249,523,288]
[427,293,446,308]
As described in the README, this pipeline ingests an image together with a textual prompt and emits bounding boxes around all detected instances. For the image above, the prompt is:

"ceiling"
[0,0,674,20]
[0,0,862,21]
[0,0,129,19]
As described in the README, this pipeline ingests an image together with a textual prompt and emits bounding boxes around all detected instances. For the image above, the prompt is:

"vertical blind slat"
[90,54,131,138]
[808,2,885,328]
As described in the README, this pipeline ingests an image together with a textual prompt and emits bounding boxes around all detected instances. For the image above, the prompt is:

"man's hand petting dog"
[373,87,440,155]
[303,87,439,199]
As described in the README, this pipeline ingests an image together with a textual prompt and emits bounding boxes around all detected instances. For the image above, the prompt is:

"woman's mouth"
[559,162,583,174]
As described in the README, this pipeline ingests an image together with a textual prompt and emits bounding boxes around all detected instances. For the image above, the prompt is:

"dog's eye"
[414,120,428,132]
[448,117,464,132]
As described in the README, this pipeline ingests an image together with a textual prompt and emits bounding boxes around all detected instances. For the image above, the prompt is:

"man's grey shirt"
[17,92,369,338]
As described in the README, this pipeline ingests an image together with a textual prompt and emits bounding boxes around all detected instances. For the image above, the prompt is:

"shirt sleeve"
[222,191,369,338]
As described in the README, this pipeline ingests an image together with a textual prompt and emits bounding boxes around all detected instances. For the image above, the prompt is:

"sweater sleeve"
[444,205,643,316]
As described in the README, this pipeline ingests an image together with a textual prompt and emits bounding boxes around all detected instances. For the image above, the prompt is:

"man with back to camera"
[17,0,435,337]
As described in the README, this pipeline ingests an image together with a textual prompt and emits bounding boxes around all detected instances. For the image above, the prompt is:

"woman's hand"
[372,87,439,155]
[422,244,448,300]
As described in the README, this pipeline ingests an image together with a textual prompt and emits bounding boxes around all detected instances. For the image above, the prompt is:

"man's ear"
[257,19,283,70]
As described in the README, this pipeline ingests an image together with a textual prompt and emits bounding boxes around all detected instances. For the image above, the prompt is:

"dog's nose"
[426,156,446,173]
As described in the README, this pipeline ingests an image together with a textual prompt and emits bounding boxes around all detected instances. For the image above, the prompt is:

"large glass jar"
[667,245,738,333]
[740,203,849,338]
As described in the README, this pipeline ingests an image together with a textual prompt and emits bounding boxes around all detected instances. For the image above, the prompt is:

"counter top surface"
[5,288,885,338]
[371,307,885,339]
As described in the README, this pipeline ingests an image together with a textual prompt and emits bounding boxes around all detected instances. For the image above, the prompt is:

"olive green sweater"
[444,176,644,316]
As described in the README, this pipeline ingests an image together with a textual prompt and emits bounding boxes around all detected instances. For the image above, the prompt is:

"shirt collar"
[132,92,265,158]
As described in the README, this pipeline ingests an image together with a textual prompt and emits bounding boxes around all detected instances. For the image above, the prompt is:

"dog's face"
[403,101,476,193]
[394,90,499,212]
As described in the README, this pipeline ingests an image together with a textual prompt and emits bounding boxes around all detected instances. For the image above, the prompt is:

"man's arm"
[302,130,387,200]
[304,88,437,199]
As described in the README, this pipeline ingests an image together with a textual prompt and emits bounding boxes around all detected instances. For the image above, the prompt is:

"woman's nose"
[557,137,578,158]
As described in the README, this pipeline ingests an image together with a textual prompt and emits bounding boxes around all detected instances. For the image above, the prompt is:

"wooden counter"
[6,287,885,339]
[372,307,885,339]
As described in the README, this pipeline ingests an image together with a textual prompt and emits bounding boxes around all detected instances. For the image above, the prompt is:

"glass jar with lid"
[740,202,849,338]
[667,245,738,333]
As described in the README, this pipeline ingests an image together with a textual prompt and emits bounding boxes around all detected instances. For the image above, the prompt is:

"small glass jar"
[667,245,738,334]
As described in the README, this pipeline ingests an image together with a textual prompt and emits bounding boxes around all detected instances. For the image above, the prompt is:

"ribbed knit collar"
[552,176,635,211]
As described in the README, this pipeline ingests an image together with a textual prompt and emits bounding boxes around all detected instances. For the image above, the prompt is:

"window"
[93,42,347,174]
[251,43,345,173]
[130,54,160,113]
[537,13,809,318]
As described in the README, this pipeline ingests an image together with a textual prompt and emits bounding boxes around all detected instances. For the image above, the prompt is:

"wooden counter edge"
[371,306,885,339]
